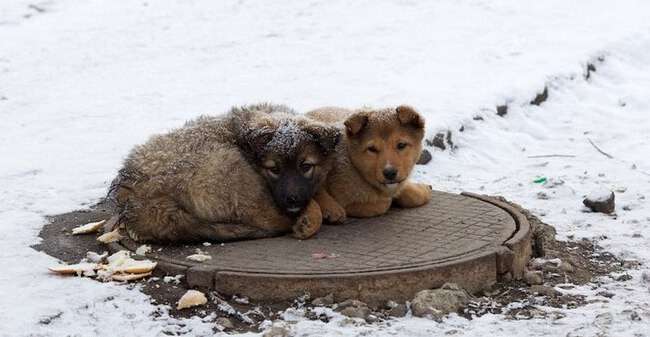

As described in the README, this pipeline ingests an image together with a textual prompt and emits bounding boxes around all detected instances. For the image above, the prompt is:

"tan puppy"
[108,103,340,243]
[306,105,432,222]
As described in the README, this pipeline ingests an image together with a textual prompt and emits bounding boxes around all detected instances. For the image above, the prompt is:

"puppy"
[306,105,431,222]
[108,103,340,243]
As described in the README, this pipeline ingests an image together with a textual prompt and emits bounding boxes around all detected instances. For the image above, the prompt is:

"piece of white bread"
[109,260,157,274]
[48,263,99,275]
[86,251,108,263]
[111,271,152,282]
[104,250,157,274]
[135,245,151,256]
[186,253,212,262]
[49,250,157,283]
[97,228,123,244]
[72,219,106,235]
[177,290,208,310]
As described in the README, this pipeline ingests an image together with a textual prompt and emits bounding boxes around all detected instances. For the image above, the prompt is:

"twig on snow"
[587,138,614,159]
[28,4,46,13]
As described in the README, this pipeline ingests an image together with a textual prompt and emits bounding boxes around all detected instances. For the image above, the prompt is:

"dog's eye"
[300,163,314,174]
[396,142,408,150]
[367,145,379,154]
[266,166,280,177]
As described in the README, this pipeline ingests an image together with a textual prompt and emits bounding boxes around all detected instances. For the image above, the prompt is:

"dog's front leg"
[394,181,432,208]
[292,199,323,239]
[345,198,392,218]
[314,189,346,224]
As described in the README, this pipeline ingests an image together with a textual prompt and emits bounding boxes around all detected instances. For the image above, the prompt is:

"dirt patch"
[33,202,114,264]
[458,197,629,321]
[32,201,288,333]
[530,86,549,106]
[33,197,635,331]
[426,130,454,151]
[496,104,508,117]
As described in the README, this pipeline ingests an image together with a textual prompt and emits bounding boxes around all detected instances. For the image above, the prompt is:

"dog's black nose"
[383,167,398,181]
[286,195,298,205]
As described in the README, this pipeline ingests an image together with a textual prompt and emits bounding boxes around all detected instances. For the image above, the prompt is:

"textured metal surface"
[117,191,517,276]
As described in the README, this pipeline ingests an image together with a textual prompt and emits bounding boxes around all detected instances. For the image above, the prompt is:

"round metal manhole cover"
[107,191,531,305]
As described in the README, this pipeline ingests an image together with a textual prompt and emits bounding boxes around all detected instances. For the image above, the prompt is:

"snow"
[2,0,650,336]
[264,120,306,155]
[586,188,615,203]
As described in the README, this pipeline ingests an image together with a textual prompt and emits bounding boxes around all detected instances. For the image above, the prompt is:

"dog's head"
[238,113,340,215]
[344,105,425,193]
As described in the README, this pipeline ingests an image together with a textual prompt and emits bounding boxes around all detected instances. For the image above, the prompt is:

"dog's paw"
[395,182,432,208]
[418,183,433,202]
[292,214,321,239]
[292,200,322,239]
[322,202,346,225]
[412,183,433,205]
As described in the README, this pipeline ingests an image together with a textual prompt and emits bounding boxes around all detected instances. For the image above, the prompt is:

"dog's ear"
[344,112,369,137]
[304,124,341,155]
[396,105,425,130]
[237,126,275,159]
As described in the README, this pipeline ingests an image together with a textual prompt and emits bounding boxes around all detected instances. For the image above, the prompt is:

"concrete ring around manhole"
[98,190,532,306]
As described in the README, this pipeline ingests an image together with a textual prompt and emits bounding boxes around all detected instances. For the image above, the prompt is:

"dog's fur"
[108,103,340,243]
[306,105,432,221]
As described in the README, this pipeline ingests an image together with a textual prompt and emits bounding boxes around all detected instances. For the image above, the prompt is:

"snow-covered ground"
[1,0,650,336]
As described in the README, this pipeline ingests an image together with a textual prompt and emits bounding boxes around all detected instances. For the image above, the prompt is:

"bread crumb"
[186,253,212,262]
[48,263,98,275]
[85,251,108,263]
[135,245,152,256]
[177,290,208,310]
[72,219,106,235]
[97,228,123,244]
[112,271,152,282]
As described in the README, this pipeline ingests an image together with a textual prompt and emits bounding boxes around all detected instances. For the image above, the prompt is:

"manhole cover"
[37,191,531,306]
[112,191,531,305]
